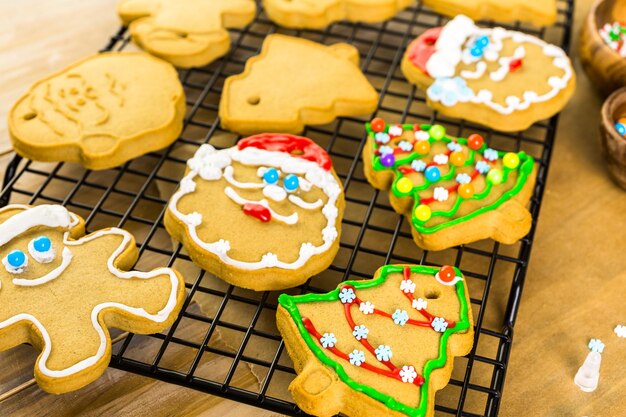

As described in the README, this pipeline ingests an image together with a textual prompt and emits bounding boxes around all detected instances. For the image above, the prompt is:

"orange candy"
[370,118,386,133]
[458,183,475,198]
[438,265,456,283]
[450,151,466,166]
[468,134,484,150]
[414,140,431,154]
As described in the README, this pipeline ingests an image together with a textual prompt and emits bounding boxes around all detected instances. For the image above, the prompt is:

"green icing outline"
[366,123,534,234]
[278,265,471,417]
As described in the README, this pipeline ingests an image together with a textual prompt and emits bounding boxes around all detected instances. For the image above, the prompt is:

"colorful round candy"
[468,134,484,150]
[32,236,52,253]
[414,204,432,222]
[396,177,413,194]
[615,122,626,136]
[370,117,386,133]
[414,140,431,155]
[450,151,466,167]
[263,167,279,184]
[380,153,395,167]
[438,265,456,283]
[470,46,483,57]
[458,183,475,198]
[424,166,441,182]
[283,174,299,192]
[429,125,446,140]
[475,35,489,48]
[7,250,27,269]
[487,168,504,184]
[503,152,520,169]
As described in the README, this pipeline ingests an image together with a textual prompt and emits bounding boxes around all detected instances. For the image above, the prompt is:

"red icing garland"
[408,27,443,76]
[238,134,332,171]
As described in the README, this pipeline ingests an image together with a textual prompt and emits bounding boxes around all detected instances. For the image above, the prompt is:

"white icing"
[460,61,487,79]
[168,145,342,271]
[489,46,525,82]
[263,184,287,202]
[224,186,297,225]
[2,254,27,274]
[288,195,323,210]
[424,15,573,115]
[12,247,73,287]
[0,205,74,246]
[223,166,264,189]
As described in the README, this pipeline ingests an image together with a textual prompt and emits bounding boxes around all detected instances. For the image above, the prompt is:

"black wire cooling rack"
[1,1,575,415]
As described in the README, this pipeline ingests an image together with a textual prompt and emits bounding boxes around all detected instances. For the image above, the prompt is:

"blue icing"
[428,77,475,107]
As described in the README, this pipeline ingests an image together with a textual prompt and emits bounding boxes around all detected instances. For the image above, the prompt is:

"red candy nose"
[243,203,271,222]
[509,58,523,72]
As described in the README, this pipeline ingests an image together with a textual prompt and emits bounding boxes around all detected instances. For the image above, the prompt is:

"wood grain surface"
[1,1,625,416]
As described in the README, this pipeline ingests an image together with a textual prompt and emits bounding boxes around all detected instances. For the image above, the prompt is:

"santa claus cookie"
[0,204,185,394]
[117,0,256,68]
[401,15,575,132]
[8,52,185,170]
[277,264,474,417]
[165,134,345,291]
[219,34,378,135]
[262,0,413,29]
[363,119,537,251]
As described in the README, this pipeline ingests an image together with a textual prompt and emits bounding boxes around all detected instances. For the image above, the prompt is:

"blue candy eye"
[3,249,28,274]
[29,235,56,264]
[283,174,299,192]
[263,168,279,185]
[32,236,51,252]
[475,35,489,48]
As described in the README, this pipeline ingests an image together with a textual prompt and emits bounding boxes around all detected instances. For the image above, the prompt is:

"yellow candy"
[503,152,520,169]
[396,177,413,194]
[414,204,432,222]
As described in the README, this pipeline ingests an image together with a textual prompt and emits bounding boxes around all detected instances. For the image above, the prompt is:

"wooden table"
[1,1,624,416]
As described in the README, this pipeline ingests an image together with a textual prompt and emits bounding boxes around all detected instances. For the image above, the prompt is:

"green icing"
[278,265,471,417]
[366,123,534,234]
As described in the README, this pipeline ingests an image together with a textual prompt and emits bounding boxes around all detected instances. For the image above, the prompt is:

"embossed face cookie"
[165,134,345,291]
[0,204,185,394]
[8,52,185,170]
[401,15,575,132]
[118,0,256,68]
[277,264,474,417]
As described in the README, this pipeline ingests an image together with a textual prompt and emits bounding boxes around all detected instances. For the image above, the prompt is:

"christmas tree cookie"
[363,119,537,251]
[401,15,575,132]
[277,264,474,417]
[219,34,378,135]
[0,204,185,393]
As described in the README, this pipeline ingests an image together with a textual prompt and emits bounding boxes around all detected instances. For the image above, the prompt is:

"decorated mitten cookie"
[165,134,345,291]
[117,0,256,68]
[421,0,557,27]
[263,0,414,29]
[363,120,536,251]
[277,264,474,417]
[401,15,575,132]
[8,52,185,170]
[0,204,185,394]
[219,34,378,135]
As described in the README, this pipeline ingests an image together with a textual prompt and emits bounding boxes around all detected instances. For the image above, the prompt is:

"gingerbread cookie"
[363,120,537,251]
[277,264,474,417]
[8,52,185,171]
[421,0,557,27]
[165,134,345,291]
[0,204,185,394]
[263,0,413,29]
[401,15,575,132]
[117,0,256,68]
[219,34,378,135]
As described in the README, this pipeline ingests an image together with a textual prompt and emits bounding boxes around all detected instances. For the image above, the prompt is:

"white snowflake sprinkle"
[352,325,369,341]
[379,145,394,155]
[349,349,366,366]
[412,298,428,310]
[375,132,391,144]
[588,339,605,353]
[375,345,393,361]
[483,148,499,161]
[431,317,448,332]
[398,141,413,152]
[399,365,418,383]
[339,287,357,304]
[359,301,375,315]
[615,325,626,338]
[320,333,337,348]
[476,160,491,174]
[400,279,416,294]
[392,309,409,326]
[411,159,427,172]
[433,187,449,202]
[447,142,463,152]
[433,154,449,165]
[415,130,430,141]
[456,173,471,184]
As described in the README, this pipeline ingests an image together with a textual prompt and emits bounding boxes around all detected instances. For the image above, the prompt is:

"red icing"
[238,134,332,171]
[509,58,523,72]
[407,27,443,76]
[243,203,271,222]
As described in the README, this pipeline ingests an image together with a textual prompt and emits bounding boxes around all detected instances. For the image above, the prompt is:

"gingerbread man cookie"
[165,134,345,291]
[363,120,537,251]
[277,264,474,417]
[401,15,575,132]
[0,205,185,394]
[263,0,414,29]
[219,34,378,135]
[117,0,256,68]
[8,52,185,170]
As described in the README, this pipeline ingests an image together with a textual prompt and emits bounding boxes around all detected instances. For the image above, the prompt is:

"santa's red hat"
[238,134,332,172]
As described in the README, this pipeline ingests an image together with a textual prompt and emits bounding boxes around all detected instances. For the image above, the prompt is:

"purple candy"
[381,153,395,167]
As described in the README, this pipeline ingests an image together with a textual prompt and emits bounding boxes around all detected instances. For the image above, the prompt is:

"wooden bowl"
[580,0,626,96]
[600,86,626,189]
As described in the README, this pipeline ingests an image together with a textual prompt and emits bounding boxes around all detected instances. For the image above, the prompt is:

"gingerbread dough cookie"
[263,0,414,29]
[401,15,575,132]
[118,0,256,68]
[0,204,185,394]
[165,134,345,291]
[8,52,185,170]
[363,119,537,251]
[421,0,557,27]
[219,34,378,135]
[277,264,474,417]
